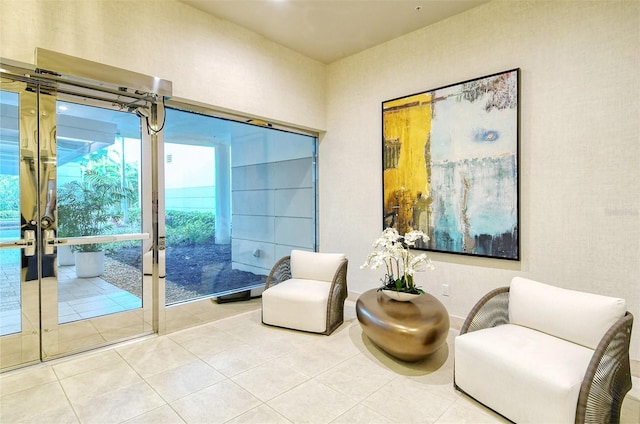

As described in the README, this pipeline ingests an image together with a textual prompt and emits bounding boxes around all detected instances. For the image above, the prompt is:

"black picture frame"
[382,69,520,260]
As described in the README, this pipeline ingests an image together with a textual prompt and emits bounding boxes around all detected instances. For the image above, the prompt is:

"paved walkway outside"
[0,261,141,336]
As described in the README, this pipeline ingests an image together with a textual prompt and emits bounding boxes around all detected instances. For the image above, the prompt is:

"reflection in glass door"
[0,70,152,371]
[55,100,145,324]
[0,85,39,368]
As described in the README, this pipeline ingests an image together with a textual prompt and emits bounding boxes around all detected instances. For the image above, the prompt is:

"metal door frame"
[0,51,171,371]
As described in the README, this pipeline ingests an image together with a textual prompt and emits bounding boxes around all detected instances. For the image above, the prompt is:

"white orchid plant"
[361,228,435,294]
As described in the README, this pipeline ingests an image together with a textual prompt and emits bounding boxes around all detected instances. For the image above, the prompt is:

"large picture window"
[163,108,317,304]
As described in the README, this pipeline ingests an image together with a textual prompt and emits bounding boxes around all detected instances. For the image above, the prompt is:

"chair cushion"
[262,278,331,333]
[290,250,346,282]
[508,277,626,349]
[455,324,594,423]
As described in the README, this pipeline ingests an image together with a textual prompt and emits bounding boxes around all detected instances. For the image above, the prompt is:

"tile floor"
[1,301,639,424]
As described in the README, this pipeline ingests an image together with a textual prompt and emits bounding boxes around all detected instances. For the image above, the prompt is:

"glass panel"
[0,90,21,336]
[164,108,317,305]
[56,101,143,322]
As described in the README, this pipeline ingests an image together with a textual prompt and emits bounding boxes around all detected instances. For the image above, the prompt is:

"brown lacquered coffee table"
[356,289,450,362]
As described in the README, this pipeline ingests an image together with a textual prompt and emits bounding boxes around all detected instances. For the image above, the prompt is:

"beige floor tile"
[20,404,80,424]
[71,381,165,423]
[145,359,226,402]
[167,321,227,344]
[313,323,362,358]
[268,379,357,424]
[257,329,322,355]
[173,327,245,358]
[403,362,459,403]
[115,334,180,356]
[0,365,57,396]
[628,375,640,399]
[201,342,271,377]
[52,348,125,379]
[208,309,262,332]
[315,354,397,401]
[249,336,302,361]
[331,404,394,424]
[362,376,453,423]
[436,396,510,424]
[118,337,198,378]
[60,360,145,404]
[214,310,315,347]
[170,379,261,423]
[232,359,309,401]
[221,321,291,346]
[124,404,186,423]
[0,381,70,423]
[164,307,207,334]
[621,396,640,424]
[277,343,352,378]
[226,404,291,424]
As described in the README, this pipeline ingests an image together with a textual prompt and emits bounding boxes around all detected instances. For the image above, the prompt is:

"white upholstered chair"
[454,277,633,424]
[261,250,348,335]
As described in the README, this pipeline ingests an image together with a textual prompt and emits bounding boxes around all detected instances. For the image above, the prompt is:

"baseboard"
[347,291,360,303]
[445,314,462,331]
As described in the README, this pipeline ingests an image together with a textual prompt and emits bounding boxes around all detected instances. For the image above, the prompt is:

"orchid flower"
[360,229,435,293]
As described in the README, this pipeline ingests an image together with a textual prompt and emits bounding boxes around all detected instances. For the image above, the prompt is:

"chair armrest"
[327,258,348,299]
[575,312,633,424]
[264,256,291,289]
[460,286,510,335]
[325,258,349,335]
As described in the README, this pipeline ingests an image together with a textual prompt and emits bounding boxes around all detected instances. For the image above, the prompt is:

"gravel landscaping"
[104,242,265,304]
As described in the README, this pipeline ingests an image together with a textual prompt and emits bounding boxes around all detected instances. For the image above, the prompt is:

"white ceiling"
[180,0,489,64]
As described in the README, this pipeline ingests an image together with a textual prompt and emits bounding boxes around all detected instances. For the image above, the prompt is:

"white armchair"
[261,250,348,335]
[454,277,633,423]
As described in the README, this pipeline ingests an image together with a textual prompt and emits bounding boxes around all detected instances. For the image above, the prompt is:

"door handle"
[0,230,36,256]
[43,229,55,255]
[23,230,36,256]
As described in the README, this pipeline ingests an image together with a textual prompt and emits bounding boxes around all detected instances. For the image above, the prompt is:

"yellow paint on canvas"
[383,93,432,235]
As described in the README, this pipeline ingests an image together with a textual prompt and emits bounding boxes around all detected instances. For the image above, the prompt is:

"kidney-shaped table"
[356,289,450,362]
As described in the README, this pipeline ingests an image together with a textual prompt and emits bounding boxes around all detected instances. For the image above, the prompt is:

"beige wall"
[1,0,638,360]
[323,0,639,359]
[0,0,326,131]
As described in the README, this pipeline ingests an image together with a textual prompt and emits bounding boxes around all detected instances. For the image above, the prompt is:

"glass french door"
[0,73,152,371]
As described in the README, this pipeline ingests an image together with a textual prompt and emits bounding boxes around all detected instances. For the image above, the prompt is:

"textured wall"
[0,0,327,131]
[1,0,637,359]
[323,0,639,359]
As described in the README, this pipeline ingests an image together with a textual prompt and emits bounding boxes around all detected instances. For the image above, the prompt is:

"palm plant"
[57,169,136,252]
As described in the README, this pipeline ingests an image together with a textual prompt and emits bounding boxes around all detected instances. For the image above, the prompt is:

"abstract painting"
[382,69,519,260]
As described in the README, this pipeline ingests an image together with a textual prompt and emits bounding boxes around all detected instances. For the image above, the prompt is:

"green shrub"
[0,210,20,219]
[165,210,216,245]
